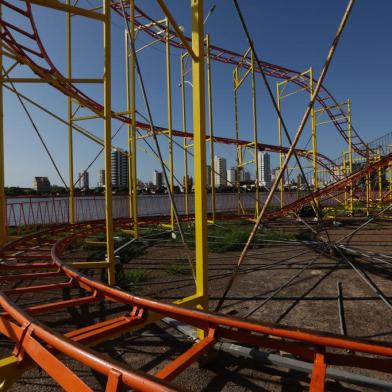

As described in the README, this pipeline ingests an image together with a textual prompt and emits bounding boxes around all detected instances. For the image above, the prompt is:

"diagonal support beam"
[29,0,104,21]
[155,329,216,381]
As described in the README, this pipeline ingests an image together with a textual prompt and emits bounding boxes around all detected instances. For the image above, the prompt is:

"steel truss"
[0,1,392,391]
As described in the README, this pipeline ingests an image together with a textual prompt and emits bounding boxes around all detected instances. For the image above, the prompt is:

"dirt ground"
[2,217,392,391]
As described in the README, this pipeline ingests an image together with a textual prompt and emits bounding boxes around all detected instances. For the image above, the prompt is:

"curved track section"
[1,222,392,390]
[266,151,392,218]
[124,4,368,155]
[0,0,354,177]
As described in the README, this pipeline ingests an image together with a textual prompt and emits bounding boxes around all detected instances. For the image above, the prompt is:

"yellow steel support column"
[206,34,216,223]
[389,144,392,204]
[309,68,319,218]
[0,2,6,246]
[251,51,260,217]
[276,68,316,213]
[0,356,22,391]
[378,147,382,208]
[126,0,138,238]
[232,48,259,217]
[366,144,370,216]
[125,32,133,218]
[180,53,189,216]
[343,152,348,211]
[103,0,115,285]
[347,99,353,215]
[191,0,208,315]
[233,72,241,215]
[277,84,284,209]
[166,17,175,231]
[67,0,75,225]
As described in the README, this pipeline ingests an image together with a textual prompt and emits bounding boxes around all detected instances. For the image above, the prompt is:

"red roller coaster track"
[1,215,392,391]
[0,0,359,177]
[1,2,392,391]
[124,4,368,156]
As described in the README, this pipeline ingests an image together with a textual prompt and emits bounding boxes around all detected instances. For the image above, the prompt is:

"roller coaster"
[1,1,392,391]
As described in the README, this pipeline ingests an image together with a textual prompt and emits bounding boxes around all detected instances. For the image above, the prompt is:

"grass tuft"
[166,260,189,275]
[116,268,149,289]
[174,221,296,253]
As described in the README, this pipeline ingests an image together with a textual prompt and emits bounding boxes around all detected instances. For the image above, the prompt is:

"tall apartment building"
[227,167,236,186]
[258,151,272,187]
[111,150,128,188]
[152,170,163,187]
[77,171,89,189]
[98,169,105,187]
[33,177,51,193]
[213,155,227,188]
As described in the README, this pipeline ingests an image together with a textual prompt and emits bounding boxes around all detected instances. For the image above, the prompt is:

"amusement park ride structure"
[0,0,392,391]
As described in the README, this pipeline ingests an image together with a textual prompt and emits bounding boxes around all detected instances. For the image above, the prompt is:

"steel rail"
[1,221,392,390]
[112,3,369,157]
[267,152,392,219]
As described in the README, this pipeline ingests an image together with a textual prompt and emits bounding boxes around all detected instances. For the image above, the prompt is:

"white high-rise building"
[77,171,89,189]
[152,170,163,187]
[98,169,105,187]
[258,151,271,187]
[227,167,236,186]
[111,150,128,188]
[213,155,227,188]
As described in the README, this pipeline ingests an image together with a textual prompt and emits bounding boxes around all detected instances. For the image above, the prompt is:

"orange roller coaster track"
[1,219,392,391]
[1,1,392,391]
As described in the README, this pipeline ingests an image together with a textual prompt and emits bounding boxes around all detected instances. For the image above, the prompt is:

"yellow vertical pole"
[126,0,138,238]
[233,71,241,215]
[277,83,284,209]
[191,0,208,316]
[166,17,174,230]
[125,32,132,217]
[206,34,216,223]
[378,146,382,208]
[309,68,319,217]
[343,152,347,211]
[180,53,189,216]
[347,99,353,215]
[366,144,370,216]
[103,0,115,285]
[389,145,392,204]
[0,3,6,245]
[66,0,75,224]
[251,50,260,217]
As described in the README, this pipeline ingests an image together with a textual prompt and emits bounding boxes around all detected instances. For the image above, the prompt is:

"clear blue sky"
[4,0,392,187]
